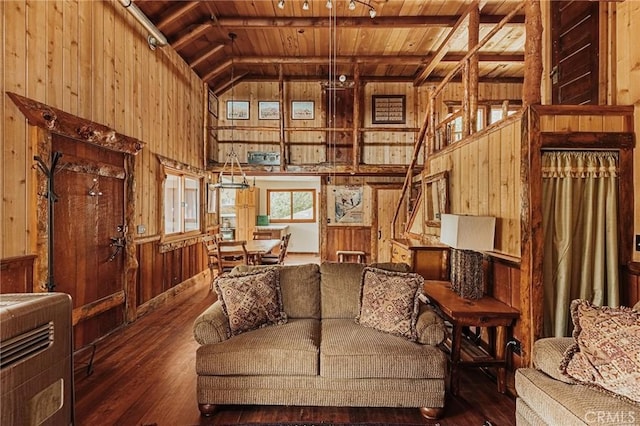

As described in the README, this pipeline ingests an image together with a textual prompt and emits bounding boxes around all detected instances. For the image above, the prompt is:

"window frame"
[267,189,316,223]
[162,167,202,238]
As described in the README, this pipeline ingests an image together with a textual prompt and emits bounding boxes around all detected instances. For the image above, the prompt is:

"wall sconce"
[440,214,496,299]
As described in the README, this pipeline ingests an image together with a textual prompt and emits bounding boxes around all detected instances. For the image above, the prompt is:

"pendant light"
[214,32,250,190]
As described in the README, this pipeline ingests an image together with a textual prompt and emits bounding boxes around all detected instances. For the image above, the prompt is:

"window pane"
[184,177,200,232]
[164,175,181,234]
[269,191,291,220]
[292,192,313,219]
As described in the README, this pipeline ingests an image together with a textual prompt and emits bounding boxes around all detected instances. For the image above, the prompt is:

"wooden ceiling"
[132,0,526,95]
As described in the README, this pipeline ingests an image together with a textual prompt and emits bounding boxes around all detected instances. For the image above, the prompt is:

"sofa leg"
[419,407,444,420]
[198,403,217,417]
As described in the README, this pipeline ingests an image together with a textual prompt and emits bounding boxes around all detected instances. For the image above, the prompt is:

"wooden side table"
[422,280,519,396]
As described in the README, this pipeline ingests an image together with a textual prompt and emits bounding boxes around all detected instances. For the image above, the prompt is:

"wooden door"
[52,135,126,349]
[373,186,405,263]
[326,88,354,164]
[551,1,599,105]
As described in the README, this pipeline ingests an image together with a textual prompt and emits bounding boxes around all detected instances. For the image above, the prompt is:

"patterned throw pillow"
[214,269,287,337]
[560,299,640,404]
[356,267,424,341]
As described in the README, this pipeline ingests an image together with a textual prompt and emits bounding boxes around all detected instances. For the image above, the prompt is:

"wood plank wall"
[427,115,523,258]
[1,0,206,262]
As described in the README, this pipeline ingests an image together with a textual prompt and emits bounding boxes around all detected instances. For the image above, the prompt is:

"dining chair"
[202,235,220,289]
[216,240,249,273]
[252,230,273,240]
[260,233,291,265]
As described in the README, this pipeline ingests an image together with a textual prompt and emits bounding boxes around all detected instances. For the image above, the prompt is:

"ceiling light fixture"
[277,0,285,9]
[214,32,250,190]
[348,0,356,10]
[302,0,310,10]
[326,0,332,9]
[369,6,376,18]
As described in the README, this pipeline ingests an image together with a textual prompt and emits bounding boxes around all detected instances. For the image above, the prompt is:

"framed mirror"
[423,171,449,227]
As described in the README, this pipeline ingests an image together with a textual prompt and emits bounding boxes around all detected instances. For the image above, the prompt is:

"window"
[267,189,316,223]
[164,170,201,235]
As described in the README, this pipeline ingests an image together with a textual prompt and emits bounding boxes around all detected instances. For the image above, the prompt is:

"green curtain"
[541,151,619,337]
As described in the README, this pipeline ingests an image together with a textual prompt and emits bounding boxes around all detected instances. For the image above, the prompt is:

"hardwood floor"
[74,258,516,425]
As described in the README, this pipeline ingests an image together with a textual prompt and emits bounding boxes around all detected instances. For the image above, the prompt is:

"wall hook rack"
[33,151,63,292]
[88,178,103,196]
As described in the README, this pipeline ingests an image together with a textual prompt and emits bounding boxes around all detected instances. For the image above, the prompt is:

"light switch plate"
[137,224,146,234]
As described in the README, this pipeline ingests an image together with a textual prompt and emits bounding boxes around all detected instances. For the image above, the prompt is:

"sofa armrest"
[533,337,576,384]
[416,304,446,346]
[193,300,230,345]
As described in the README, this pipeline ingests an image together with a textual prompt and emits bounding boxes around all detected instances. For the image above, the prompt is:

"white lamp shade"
[440,214,496,251]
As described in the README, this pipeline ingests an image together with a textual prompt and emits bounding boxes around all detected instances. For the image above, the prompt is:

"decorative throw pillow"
[214,269,287,337]
[560,299,640,404]
[356,267,424,341]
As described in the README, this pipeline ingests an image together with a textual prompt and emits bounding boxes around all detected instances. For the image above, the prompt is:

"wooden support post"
[279,65,286,171]
[352,64,361,172]
[523,0,543,106]
[468,6,480,134]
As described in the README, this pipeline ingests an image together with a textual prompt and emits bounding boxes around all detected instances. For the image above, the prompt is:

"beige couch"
[193,262,448,419]
[515,301,640,426]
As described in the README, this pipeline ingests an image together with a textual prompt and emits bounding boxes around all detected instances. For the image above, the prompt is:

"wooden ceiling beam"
[230,54,523,66]
[414,1,481,86]
[156,1,201,31]
[202,58,232,83]
[190,43,226,68]
[215,14,524,29]
[211,72,247,95]
[171,22,214,51]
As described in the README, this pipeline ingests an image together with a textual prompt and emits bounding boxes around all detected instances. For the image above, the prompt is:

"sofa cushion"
[214,269,287,336]
[196,318,320,376]
[560,299,640,404]
[356,267,423,341]
[320,319,446,379]
[231,264,321,319]
[533,337,576,384]
[516,368,639,426]
[320,262,366,319]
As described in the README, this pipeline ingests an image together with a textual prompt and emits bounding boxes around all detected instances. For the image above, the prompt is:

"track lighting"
[277,0,285,9]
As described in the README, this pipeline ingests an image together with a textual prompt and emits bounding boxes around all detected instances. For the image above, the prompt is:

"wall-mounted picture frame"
[208,90,218,118]
[207,183,217,214]
[258,101,280,120]
[291,101,314,120]
[372,95,406,124]
[226,100,250,120]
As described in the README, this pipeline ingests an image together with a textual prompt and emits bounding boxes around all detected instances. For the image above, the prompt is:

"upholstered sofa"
[193,262,448,419]
[515,301,640,425]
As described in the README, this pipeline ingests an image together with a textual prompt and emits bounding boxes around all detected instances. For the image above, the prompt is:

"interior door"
[326,88,354,164]
[373,185,405,263]
[551,1,599,105]
[52,135,126,349]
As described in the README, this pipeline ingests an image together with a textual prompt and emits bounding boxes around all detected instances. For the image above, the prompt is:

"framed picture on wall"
[372,95,406,124]
[258,101,280,120]
[291,101,314,120]
[227,100,250,120]
[208,90,218,117]
[207,184,217,214]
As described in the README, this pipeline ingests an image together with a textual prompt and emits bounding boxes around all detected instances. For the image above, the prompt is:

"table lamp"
[440,214,496,299]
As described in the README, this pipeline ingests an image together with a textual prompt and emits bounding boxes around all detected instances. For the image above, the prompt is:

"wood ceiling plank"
[156,1,200,31]
[189,43,226,68]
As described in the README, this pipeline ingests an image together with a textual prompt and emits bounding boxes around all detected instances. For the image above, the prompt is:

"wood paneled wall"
[427,115,523,257]
[136,239,207,307]
[1,0,205,260]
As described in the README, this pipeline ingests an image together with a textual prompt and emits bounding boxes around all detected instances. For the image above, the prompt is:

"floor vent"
[0,322,53,369]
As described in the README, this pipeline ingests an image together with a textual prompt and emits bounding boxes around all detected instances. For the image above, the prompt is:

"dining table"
[219,239,281,265]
